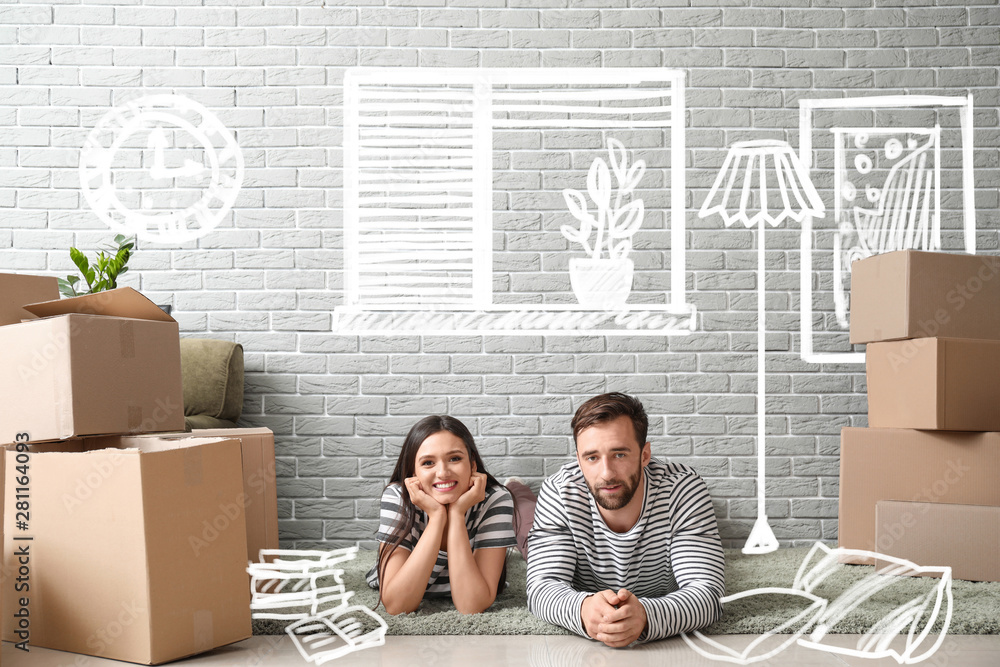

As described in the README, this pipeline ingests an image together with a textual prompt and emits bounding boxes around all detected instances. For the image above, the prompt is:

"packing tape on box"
[193,610,214,651]
[184,447,203,487]
[119,320,135,359]
[128,406,142,432]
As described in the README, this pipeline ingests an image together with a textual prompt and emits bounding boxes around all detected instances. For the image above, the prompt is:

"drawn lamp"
[698,140,825,555]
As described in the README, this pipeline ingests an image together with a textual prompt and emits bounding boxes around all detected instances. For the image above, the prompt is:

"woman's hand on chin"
[405,476,446,519]
[451,472,487,516]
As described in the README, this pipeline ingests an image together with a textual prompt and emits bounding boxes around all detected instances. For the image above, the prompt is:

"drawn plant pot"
[569,257,634,310]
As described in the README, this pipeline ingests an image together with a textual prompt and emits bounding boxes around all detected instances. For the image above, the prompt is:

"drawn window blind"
[345,81,489,307]
[344,69,687,316]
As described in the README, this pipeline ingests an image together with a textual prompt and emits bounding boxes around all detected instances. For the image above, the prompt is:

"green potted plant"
[58,234,136,298]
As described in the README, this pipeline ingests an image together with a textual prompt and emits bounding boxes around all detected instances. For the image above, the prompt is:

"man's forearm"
[526,577,591,638]
[636,583,724,642]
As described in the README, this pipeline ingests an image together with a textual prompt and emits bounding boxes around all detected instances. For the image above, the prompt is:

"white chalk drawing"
[80,94,244,245]
[699,140,826,555]
[247,547,387,663]
[682,542,954,665]
[681,587,828,664]
[562,138,646,309]
[798,95,976,364]
[337,68,693,335]
[249,548,359,620]
[286,606,389,665]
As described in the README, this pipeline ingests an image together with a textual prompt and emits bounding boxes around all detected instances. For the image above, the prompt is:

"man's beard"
[587,467,642,511]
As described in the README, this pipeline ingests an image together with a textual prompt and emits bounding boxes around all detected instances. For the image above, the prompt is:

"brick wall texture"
[1,0,998,549]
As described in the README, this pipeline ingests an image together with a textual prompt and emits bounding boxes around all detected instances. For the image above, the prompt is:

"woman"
[366,415,517,615]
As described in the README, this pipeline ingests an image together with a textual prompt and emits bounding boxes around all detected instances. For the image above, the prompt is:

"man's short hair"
[571,392,648,449]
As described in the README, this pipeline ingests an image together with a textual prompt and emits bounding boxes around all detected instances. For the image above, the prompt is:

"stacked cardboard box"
[840,250,1000,581]
[0,277,254,663]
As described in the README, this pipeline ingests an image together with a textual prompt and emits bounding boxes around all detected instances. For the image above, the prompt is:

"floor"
[4,635,999,667]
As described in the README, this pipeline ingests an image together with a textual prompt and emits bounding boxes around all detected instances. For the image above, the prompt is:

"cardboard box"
[850,250,1000,344]
[839,427,1000,564]
[190,428,278,563]
[2,435,251,663]
[867,337,1000,431]
[0,287,184,444]
[875,500,1000,582]
[0,273,58,326]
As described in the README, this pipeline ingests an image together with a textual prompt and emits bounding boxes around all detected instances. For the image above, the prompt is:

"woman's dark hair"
[570,392,648,450]
[375,415,509,610]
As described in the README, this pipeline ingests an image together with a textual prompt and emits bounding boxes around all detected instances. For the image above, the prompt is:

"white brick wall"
[1,0,998,549]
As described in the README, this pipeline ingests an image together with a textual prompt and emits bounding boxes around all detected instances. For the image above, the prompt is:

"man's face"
[576,415,650,511]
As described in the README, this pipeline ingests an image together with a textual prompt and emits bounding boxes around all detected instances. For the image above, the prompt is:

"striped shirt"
[526,458,725,642]
[366,482,517,597]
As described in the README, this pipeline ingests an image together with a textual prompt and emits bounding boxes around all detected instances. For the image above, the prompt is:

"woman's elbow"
[453,595,496,615]
[382,598,420,616]
[454,603,489,615]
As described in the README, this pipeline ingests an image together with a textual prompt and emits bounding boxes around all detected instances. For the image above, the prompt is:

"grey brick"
[361,376,420,395]
[695,28,753,48]
[323,437,383,458]
[297,375,360,394]
[390,355,450,374]
[908,7,967,27]
[361,337,421,353]
[265,396,325,415]
[423,376,483,395]
[420,9,478,28]
[295,417,354,436]
[485,375,545,394]
[276,478,324,499]
[387,395,449,415]
[545,375,606,395]
[295,499,354,520]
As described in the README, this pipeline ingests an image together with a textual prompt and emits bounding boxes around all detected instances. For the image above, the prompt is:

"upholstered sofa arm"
[179,338,244,430]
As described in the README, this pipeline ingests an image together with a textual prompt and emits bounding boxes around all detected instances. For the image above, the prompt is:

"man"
[526,392,725,647]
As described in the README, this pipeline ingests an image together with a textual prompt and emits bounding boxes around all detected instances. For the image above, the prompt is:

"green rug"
[252,547,1000,636]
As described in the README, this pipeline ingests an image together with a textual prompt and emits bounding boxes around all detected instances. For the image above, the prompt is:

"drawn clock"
[80,94,244,244]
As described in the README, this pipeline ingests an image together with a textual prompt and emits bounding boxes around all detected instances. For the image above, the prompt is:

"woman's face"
[413,430,475,505]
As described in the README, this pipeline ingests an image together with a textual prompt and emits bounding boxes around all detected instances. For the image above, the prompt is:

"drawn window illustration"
[798,95,975,364]
[338,68,693,336]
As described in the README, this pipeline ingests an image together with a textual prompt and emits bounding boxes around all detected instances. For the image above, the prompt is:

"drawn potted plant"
[561,138,646,309]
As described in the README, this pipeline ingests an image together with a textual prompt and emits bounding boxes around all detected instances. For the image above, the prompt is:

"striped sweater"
[525,458,725,642]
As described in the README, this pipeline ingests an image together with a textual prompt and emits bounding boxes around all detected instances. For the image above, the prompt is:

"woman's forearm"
[379,512,447,615]
[445,509,497,614]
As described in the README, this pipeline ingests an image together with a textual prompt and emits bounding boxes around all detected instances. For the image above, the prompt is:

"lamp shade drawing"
[699,140,825,554]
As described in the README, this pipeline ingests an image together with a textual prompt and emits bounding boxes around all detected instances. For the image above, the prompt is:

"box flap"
[0,273,59,326]
[849,250,910,343]
[22,287,175,323]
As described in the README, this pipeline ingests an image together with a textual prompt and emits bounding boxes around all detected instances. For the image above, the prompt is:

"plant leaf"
[560,224,585,243]
[609,199,645,238]
[607,138,627,183]
[57,277,78,298]
[622,160,646,194]
[610,239,632,260]
[562,188,589,223]
[587,158,612,210]
[69,247,96,288]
